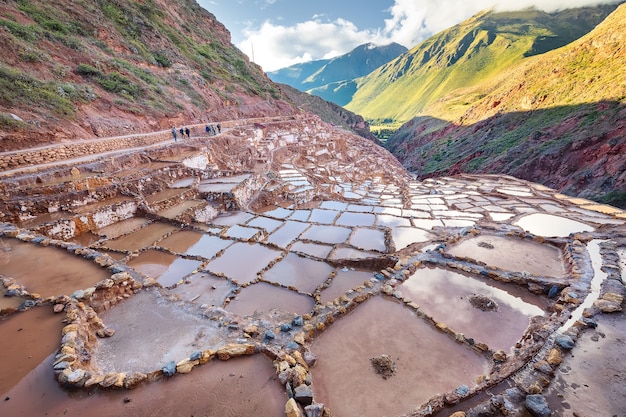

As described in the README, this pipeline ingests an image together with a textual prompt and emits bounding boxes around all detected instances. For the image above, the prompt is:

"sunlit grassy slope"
[345,6,619,125]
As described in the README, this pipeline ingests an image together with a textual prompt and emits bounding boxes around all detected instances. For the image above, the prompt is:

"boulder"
[524,394,552,417]
[285,398,303,417]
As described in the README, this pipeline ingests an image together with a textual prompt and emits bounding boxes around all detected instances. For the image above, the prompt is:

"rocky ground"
[0,115,624,417]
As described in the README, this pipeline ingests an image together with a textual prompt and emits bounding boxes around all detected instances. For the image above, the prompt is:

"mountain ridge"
[267,42,407,97]
[344,4,620,124]
[386,3,626,206]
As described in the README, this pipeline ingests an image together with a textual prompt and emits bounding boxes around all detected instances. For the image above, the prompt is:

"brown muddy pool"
[399,267,546,351]
[447,235,565,278]
[0,239,111,297]
[0,306,64,394]
[311,296,488,417]
[1,353,285,417]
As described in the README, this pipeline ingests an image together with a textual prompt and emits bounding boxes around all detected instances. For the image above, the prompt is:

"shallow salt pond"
[391,227,434,250]
[95,290,227,374]
[289,241,333,258]
[349,228,386,252]
[319,268,372,304]
[169,272,235,306]
[101,223,178,252]
[447,235,565,278]
[300,225,351,244]
[312,296,488,417]
[204,242,281,284]
[0,239,111,297]
[226,281,314,316]
[126,249,202,287]
[263,252,333,294]
[514,213,594,237]
[266,221,309,248]
[335,212,376,227]
[399,268,546,351]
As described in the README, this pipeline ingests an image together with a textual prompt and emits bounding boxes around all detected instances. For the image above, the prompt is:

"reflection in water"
[263,252,333,294]
[515,213,594,237]
[400,267,545,351]
[447,235,565,278]
[205,242,281,284]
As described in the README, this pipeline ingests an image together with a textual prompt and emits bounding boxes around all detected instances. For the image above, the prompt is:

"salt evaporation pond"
[226,281,314,316]
[399,267,546,351]
[312,296,488,417]
[0,239,110,297]
[514,213,594,237]
[447,235,565,278]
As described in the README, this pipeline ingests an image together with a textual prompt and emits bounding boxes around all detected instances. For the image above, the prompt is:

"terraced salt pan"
[126,249,202,287]
[169,272,235,306]
[319,268,372,304]
[289,241,333,258]
[101,222,177,252]
[158,200,204,219]
[312,296,488,417]
[391,227,435,251]
[0,239,110,297]
[95,290,230,373]
[226,281,314,316]
[205,242,281,284]
[95,217,149,239]
[349,228,386,252]
[399,268,546,351]
[515,213,594,237]
[447,235,565,278]
[263,252,334,294]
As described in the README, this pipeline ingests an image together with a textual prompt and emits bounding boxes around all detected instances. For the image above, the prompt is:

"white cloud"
[239,18,384,71]
[239,0,622,72]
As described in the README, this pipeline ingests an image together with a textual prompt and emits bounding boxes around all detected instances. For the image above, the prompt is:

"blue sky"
[198,0,622,72]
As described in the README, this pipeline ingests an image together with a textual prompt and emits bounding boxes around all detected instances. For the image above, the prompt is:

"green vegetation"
[346,5,618,124]
[0,66,76,115]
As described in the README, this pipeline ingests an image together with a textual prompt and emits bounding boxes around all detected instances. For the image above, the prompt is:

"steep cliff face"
[0,0,297,152]
[387,3,626,207]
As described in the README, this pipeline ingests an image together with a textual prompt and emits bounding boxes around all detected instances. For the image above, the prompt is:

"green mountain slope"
[0,0,295,151]
[386,3,626,207]
[345,5,620,124]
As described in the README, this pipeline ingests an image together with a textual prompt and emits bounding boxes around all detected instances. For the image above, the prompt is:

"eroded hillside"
[0,0,296,151]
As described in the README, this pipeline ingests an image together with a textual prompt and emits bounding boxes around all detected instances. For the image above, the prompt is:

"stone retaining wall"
[0,116,300,172]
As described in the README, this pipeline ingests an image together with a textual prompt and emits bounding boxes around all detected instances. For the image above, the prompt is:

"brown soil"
[468,293,499,311]
[371,354,396,379]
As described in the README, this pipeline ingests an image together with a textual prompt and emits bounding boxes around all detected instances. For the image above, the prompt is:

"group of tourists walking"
[171,123,221,142]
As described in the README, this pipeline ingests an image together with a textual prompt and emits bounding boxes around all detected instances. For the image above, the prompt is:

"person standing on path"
[185,127,190,138]
[172,127,177,142]
[179,127,184,139]
[217,123,221,134]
